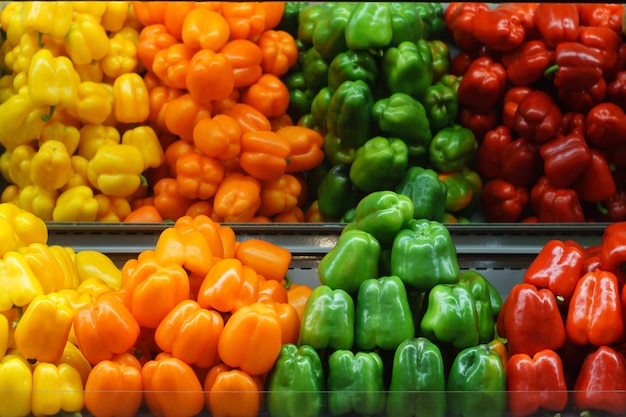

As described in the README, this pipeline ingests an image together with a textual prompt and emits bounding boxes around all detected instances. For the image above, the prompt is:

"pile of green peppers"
[278,2,481,223]
[266,191,506,417]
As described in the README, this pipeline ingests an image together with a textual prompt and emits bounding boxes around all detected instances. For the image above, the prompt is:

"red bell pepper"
[573,346,626,416]
[497,282,566,356]
[457,57,508,113]
[573,149,616,204]
[533,3,580,48]
[523,239,585,301]
[496,3,539,37]
[500,137,543,187]
[459,107,499,141]
[559,111,586,136]
[557,78,607,114]
[545,42,605,92]
[450,51,476,76]
[578,25,622,72]
[476,125,512,179]
[471,6,526,52]
[579,3,624,32]
[566,269,624,347]
[598,190,626,222]
[539,132,591,188]
[506,349,568,417]
[444,3,491,51]
[502,86,531,130]
[600,221,626,273]
[513,90,562,143]
[607,71,626,110]
[480,178,529,223]
[585,102,626,150]
[501,40,552,86]
[530,176,585,223]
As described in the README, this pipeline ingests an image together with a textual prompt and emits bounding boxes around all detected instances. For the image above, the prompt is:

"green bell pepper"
[382,40,433,100]
[395,166,447,222]
[316,163,362,219]
[458,270,502,344]
[340,206,356,223]
[391,218,460,290]
[276,2,308,39]
[439,169,482,215]
[420,283,479,350]
[312,2,353,60]
[386,337,446,417]
[323,133,356,166]
[283,70,313,123]
[327,50,379,92]
[462,270,502,317]
[266,343,325,417]
[355,275,415,351]
[354,190,414,248]
[345,2,393,51]
[326,80,374,149]
[428,39,451,83]
[310,86,333,128]
[318,229,380,294]
[349,136,409,193]
[439,73,461,94]
[446,344,507,417]
[429,124,478,173]
[327,350,386,417]
[389,3,426,46]
[414,3,446,40]
[298,285,355,350]
[297,3,330,48]
[372,92,433,166]
[423,80,458,134]
[302,47,329,94]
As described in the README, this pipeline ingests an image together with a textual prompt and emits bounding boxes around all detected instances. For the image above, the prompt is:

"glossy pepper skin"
[395,166,447,222]
[318,229,380,294]
[355,275,414,351]
[586,102,626,150]
[391,219,460,290]
[327,350,386,417]
[326,80,374,149]
[458,270,501,344]
[534,3,580,48]
[266,343,325,417]
[298,285,355,350]
[354,191,413,248]
[316,163,362,219]
[502,40,552,86]
[312,3,353,61]
[530,176,585,222]
[514,90,562,143]
[386,337,446,417]
[344,2,392,51]
[382,39,433,100]
[574,149,617,204]
[428,124,478,173]
[423,80,458,134]
[457,56,507,114]
[539,132,591,188]
[480,178,529,222]
[349,136,409,193]
[546,42,605,92]
[389,3,427,46]
[327,50,379,92]
[471,6,526,52]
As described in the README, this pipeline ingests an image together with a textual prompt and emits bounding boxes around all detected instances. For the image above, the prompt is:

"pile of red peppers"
[445,3,626,222]
[500,223,626,416]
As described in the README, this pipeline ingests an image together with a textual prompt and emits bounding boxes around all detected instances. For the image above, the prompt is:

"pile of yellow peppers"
[0,2,161,221]
[0,203,126,416]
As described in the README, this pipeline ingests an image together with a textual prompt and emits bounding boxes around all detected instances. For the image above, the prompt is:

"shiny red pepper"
[476,125,512,179]
[607,71,626,110]
[513,90,562,143]
[533,3,580,48]
[573,149,616,203]
[578,25,622,72]
[459,107,499,141]
[539,132,591,188]
[501,40,552,86]
[471,6,526,52]
[600,221,626,274]
[559,111,586,136]
[545,42,605,92]
[530,176,585,223]
[579,3,624,32]
[480,178,529,223]
[444,3,490,51]
[502,86,531,130]
[500,137,543,188]
[586,102,626,150]
[557,78,607,114]
[457,57,507,113]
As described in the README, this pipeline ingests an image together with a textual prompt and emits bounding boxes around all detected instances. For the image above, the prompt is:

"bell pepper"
[559,77,607,115]
[318,229,380,294]
[580,3,624,31]
[30,361,84,417]
[84,353,143,417]
[212,173,262,222]
[298,285,355,350]
[0,202,48,248]
[579,26,621,73]
[0,87,47,148]
[0,250,44,311]
[15,242,64,294]
[499,137,543,188]
[181,8,229,51]
[327,350,386,417]
[86,143,144,198]
[142,353,205,417]
[471,6,526,52]
[30,139,72,191]
[15,185,56,222]
[204,364,264,417]
[428,40,450,83]
[514,90,562,143]
[121,125,165,171]
[502,40,552,86]
[0,354,33,417]
[391,219,460,290]
[386,337,445,417]
[266,343,325,417]
[326,80,374,149]
[277,126,324,173]
[51,185,98,222]
[540,131,591,188]
[193,114,242,161]
[457,56,507,114]
[78,124,121,161]
[112,72,150,124]
[302,48,329,95]
[458,270,501,344]
[476,125,512,179]
[530,176,585,222]
[196,258,258,313]
[22,1,73,40]
[507,349,568,417]
[65,12,111,66]
[65,81,113,126]
[534,3,580,48]
[480,179,528,223]
[296,3,328,47]
[395,166,447,222]
[316,164,362,220]
[234,238,291,284]
[371,92,433,165]
[218,302,282,376]
[444,2,490,51]
[152,42,195,90]
[344,3,392,51]
[446,344,506,417]
[586,102,626,150]
[428,124,478,173]
[311,3,353,61]
[349,137,408,193]
[545,42,605,92]
[327,50,378,92]
[423,80,458,134]
[239,130,291,181]
[497,283,566,355]
[175,152,225,201]
[353,190,413,248]
[186,49,235,106]
[382,39,433,100]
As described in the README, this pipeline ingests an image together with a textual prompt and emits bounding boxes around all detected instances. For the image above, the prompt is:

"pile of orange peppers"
[0,203,313,417]
[0,1,326,223]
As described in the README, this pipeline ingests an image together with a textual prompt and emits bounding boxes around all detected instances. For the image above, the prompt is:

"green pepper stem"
[596,202,609,216]
[41,106,55,121]
[544,64,559,78]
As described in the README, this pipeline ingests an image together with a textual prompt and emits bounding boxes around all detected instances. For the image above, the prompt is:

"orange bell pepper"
[212,172,262,222]
[222,102,271,134]
[261,2,286,30]
[164,139,195,176]
[197,258,260,313]
[148,83,184,133]
[182,8,230,51]
[175,151,225,201]
[239,130,292,181]
[185,201,214,219]
[257,278,288,304]
[132,1,167,26]
[277,125,325,173]
[218,224,237,259]
[217,302,282,376]
[154,299,224,368]
[73,295,141,365]
[257,29,298,77]
[121,250,191,328]
[235,238,292,282]
[270,113,294,131]
[221,2,267,41]
[180,214,226,258]
[273,207,305,222]
[138,24,178,72]
[287,282,313,321]
[219,39,263,88]
[164,93,212,142]
[152,42,196,90]
[163,2,196,41]
[142,352,205,417]
[154,218,215,277]
[84,352,143,417]
[152,177,195,221]
[212,88,241,114]
[242,73,290,118]
[193,114,242,160]
[205,364,263,417]
[186,49,235,105]
[112,73,150,124]
[124,205,164,223]
[272,301,300,345]
[258,174,302,218]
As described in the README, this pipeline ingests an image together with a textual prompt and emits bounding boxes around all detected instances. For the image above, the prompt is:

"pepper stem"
[283,274,292,290]
[544,64,559,78]
[596,202,609,216]
[37,32,44,48]
[41,106,55,121]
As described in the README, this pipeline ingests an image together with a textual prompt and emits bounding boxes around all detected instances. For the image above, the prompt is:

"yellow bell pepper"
[75,61,105,84]
[13,293,74,363]
[48,245,81,290]
[32,362,84,416]
[17,185,58,221]
[0,202,49,247]
[30,140,72,191]
[3,32,62,75]
[55,341,92,387]
[66,82,113,126]
[17,242,66,294]
[77,277,115,300]
[28,49,80,120]
[62,155,91,191]
[0,185,19,206]
[52,185,99,222]
[7,144,36,188]
[0,88,47,149]
[65,13,111,66]
[101,29,139,79]
[0,151,12,184]
[121,125,165,170]
[0,75,14,104]
[87,143,145,197]
[112,72,149,124]
[71,1,108,19]
[46,289,93,346]
[0,2,23,48]
[94,193,132,222]
[101,2,131,33]
[22,1,74,41]
[74,250,122,290]
[0,354,32,417]
[0,313,9,358]
[39,121,80,156]
[78,124,120,160]
[0,251,44,311]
